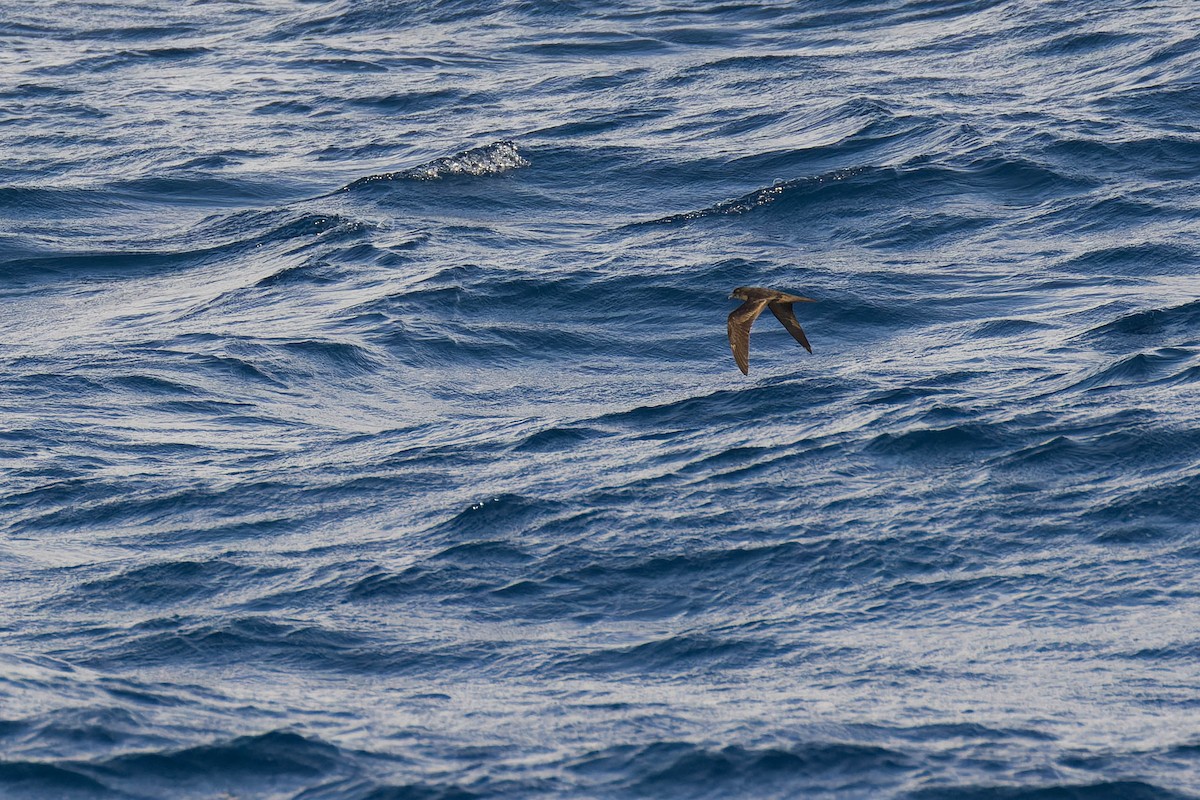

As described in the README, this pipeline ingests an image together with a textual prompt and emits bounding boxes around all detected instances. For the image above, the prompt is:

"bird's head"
[730,286,753,300]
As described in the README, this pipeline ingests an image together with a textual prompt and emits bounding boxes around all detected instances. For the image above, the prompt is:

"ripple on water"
[4,0,1200,798]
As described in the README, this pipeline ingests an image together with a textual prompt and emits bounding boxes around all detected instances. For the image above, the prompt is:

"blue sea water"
[2,0,1200,797]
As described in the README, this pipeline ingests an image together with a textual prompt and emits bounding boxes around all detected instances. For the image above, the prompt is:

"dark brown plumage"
[727,286,815,374]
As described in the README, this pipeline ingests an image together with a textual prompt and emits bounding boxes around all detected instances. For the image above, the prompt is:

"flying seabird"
[727,286,815,375]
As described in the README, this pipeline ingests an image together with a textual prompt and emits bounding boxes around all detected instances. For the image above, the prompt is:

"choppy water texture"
[3,1,1200,797]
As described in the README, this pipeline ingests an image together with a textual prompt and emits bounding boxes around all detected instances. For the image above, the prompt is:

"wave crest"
[340,140,530,190]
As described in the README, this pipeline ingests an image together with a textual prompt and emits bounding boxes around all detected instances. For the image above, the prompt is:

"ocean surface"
[3,1,1200,797]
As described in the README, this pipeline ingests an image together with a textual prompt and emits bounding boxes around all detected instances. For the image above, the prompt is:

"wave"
[339,87,464,113]
[338,141,530,191]
[635,155,1090,227]
[570,740,911,796]
[0,762,111,796]
[1028,30,1141,57]
[30,46,212,75]
[266,0,494,38]
[0,731,344,798]
[1066,348,1199,393]
[1087,467,1200,531]
[1,209,369,281]
[634,169,871,225]
[908,781,1193,800]
[427,492,565,539]
[65,559,281,609]
[864,422,1011,461]
[1056,242,1196,276]
[562,632,786,675]
[1077,299,1200,345]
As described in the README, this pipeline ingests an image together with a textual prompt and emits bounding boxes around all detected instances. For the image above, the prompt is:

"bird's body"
[727,286,815,374]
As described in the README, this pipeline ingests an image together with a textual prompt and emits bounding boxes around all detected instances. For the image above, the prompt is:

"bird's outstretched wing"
[768,302,812,353]
[727,299,770,374]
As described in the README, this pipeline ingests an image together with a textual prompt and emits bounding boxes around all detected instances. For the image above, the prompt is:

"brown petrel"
[727,286,816,375]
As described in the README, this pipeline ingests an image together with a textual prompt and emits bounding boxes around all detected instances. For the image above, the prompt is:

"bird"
[727,286,816,375]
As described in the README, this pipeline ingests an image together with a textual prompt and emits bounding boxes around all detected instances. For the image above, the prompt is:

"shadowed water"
[2,1,1200,798]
